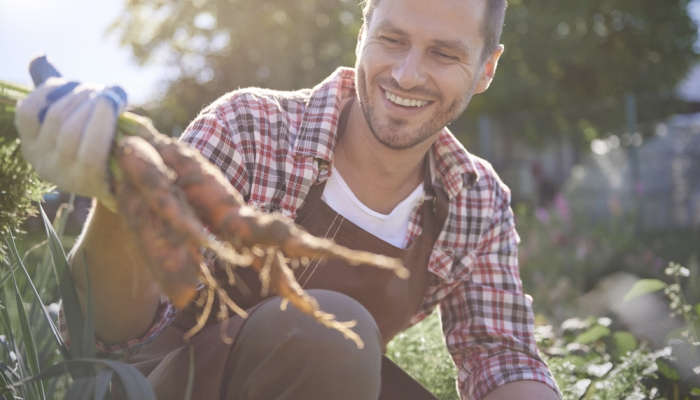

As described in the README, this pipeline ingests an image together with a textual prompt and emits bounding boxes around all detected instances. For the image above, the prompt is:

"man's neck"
[332,98,435,215]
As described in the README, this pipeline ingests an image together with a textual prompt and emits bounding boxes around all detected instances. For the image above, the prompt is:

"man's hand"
[15,75,127,210]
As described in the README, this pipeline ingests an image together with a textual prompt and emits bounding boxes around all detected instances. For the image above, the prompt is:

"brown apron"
[292,180,448,399]
[294,181,441,349]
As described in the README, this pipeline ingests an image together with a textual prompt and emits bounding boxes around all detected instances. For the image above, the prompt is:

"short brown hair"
[361,0,507,61]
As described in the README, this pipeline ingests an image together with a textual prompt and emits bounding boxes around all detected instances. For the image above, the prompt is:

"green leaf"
[66,377,95,400]
[94,368,114,400]
[5,234,68,358]
[623,279,667,302]
[695,303,700,318]
[40,205,92,360]
[32,196,77,303]
[16,358,156,400]
[574,325,611,344]
[184,345,195,400]
[561,354,588,368]
[78,253,96,360]
[690,387,700,395]
[0,260,17,287]
[10,256,46,399]
[0,80,30,95]
[0,288,15,346]
[0,286,24,397]
[51,196,75,240]
[78,358,156,400]
[612,331,638,359]
[656,359,680,381]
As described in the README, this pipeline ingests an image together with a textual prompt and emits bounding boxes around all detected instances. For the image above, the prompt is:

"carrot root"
[111,116,402,347]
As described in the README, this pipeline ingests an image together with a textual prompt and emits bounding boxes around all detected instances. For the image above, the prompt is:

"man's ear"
[475,44,504,94]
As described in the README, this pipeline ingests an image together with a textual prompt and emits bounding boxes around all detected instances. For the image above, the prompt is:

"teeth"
[385,91,429,107]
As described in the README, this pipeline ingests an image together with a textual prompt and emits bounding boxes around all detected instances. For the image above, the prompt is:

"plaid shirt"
[166,67,558,399]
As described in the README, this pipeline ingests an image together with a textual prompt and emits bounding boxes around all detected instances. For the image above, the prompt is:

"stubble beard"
[355,67,472,150]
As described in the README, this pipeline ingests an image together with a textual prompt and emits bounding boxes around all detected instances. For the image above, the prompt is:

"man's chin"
[371,128,433,151]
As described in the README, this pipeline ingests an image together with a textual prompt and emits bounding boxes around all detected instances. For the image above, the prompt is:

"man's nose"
[391,50,426,91]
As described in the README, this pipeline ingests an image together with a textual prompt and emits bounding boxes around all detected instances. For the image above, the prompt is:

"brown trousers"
[128,290,436,399]
[143,290,381,399]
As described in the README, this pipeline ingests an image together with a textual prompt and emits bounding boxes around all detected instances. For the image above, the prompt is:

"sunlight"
[0,0,55,10]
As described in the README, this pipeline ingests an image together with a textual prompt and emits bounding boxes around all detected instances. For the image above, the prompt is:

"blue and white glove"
[14,58,127,211]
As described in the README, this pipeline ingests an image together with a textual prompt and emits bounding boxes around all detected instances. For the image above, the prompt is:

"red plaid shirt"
[153,67,558,399]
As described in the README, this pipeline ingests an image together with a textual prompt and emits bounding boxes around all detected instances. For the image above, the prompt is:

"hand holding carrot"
[14,60,126,210]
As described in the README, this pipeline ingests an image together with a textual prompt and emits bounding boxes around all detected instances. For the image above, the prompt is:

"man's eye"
[380,36,400,44]
[434,51,459,61]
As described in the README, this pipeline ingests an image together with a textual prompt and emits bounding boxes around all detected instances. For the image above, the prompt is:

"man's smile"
[382,88,432,109]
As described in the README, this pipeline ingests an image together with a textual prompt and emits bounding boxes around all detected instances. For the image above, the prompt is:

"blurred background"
[2,1,700,397]
[5,0,700,317]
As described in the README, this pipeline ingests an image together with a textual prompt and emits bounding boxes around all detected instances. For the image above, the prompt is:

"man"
[16,0,561,398]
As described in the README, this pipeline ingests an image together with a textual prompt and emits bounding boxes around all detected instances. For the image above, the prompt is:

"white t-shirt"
[321,166,425,249]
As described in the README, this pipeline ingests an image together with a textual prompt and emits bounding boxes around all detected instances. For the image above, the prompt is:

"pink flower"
[554,194,571,222]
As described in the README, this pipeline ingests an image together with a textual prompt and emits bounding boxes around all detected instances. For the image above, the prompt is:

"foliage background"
[2,0,700,398]
[109,0,699,147]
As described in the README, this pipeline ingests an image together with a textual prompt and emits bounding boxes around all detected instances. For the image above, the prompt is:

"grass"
[0,202,155,400]
[387,311,459,400]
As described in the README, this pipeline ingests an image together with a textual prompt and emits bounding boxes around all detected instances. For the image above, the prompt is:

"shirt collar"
[429,129,480,198]
[295,67,356,162]
[295,67,480,195]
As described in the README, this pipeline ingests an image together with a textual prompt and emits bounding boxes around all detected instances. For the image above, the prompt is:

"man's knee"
[270,290,379,343]
[224,290,382,399]
[246,289,380,367]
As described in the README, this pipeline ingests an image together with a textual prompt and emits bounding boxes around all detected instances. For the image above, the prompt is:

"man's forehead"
[367,0,485,48]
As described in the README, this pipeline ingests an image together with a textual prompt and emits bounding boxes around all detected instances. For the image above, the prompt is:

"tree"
[467,0,699,148]
[110,0,361,134]
[110,0,698,150]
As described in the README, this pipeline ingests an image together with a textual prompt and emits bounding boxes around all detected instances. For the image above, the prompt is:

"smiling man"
[16,0,560,399]
[322,1,560,398]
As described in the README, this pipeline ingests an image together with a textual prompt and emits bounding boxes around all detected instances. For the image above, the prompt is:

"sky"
[0,0,171,104]
[2,0,700,106]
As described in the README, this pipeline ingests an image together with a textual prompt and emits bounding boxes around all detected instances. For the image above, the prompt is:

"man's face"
[355,0,501,150]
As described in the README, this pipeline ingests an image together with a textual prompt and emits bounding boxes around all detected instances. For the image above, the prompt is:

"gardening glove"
[14,58,127,211]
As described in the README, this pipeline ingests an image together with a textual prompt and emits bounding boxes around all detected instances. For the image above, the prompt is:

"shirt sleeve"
[179,100,251,198]
[95,300,176,355]
[440,189,561,399]
[59,298,176,357]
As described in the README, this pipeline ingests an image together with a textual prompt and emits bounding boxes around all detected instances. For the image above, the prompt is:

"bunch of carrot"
[0,80,407,349]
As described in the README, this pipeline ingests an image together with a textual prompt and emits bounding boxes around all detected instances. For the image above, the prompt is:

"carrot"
[109,120,398,347]
[113,136,202,309]
[113,136,251,318]
[112,133,370,346]
[120,114,409,277]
